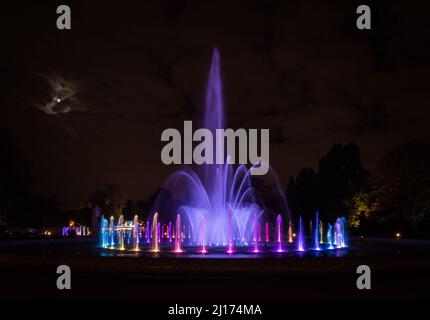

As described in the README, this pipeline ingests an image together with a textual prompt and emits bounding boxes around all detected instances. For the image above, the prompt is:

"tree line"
[286,142,430,236]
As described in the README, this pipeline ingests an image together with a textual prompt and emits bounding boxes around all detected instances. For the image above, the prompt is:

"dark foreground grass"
[0,238,429,300]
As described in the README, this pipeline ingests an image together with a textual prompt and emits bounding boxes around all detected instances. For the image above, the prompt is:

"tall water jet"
[276,214,284,252]
[252,212,259,253]
[227,210,234,254]
[288,220,293,243]
[133,215,139,251]
[168,221,172,243]
[297,216,305,252]
[314,211,320,251]
[100,216,108,247]
[335,218,342,248]
[199,215,207,253]
[151,213,160,252]
[125,221,131,245]
[145,220,150,243]
[109,216,115,246]
[118,215,125,250]
[327,223,334,249]
[319,220,324,244]
[265,221,269,243]
[333,229,337,246]
[174,214,183,253]
[334,217,346,248]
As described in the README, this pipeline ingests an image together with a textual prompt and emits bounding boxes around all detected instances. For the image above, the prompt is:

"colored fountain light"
[133,215,140,251]
[98,48,349,256]
[276,214,284,252]
[174,214,184,253]
[151,213,160,252]
[288,221,293,243]
[319,220,324,244]
[297,216,305,252]
[314,211,321,251]
[198,215,208,253]
[252,212,260,253]
[226,210,235,254]
[327,223,334,249]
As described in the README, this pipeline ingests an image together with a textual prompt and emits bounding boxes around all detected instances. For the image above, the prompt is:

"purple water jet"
[174,214,183,253]
[297,216,305,252]
[252,212,260,253]
[314,211,321,251]
[198,215,207,253]
[276,214,284,252]
[151,213,160,252]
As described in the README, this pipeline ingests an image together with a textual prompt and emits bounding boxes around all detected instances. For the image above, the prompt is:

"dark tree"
[318,143,369,222]
[287,143,369,225]
[88,184,126,219]
[371,142,430,231]
[0,130,33,226]
[286,168,318,222]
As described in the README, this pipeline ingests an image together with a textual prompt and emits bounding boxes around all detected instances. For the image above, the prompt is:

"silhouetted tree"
[88,184,127,219]
[286,168,318,222]
[0,130,61,228]
[371,142,430,230]
[287,143,369,225]
[318,143,369,222]
[0,130,33,226]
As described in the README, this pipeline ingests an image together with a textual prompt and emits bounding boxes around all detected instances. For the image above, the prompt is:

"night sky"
[1,0,429,209]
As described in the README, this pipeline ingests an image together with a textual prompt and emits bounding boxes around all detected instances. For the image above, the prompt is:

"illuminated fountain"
[100,211,347,254]
[133,215,139,251]
[297,216,305,252]
[276,214,284,252]
[226,210,234,254]
[314,211,320,251]
[327,223,334,249]
[117,215,125,250]
[151,212,160,252]
[319,220,324,244]
[99,48,348,255]
[288,221,293,243]
[174,214,183,253]
[100,217,109,247]
[335,217,347,248]
[252,212,260,253]
[198,215,207,253]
